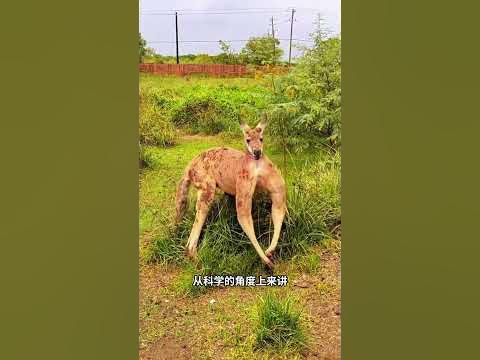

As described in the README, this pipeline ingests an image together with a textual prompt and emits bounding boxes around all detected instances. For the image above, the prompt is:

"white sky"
[139,0,341,60]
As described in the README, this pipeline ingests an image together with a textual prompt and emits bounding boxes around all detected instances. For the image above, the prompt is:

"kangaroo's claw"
[264,257,274,270]
[265,250,274,258]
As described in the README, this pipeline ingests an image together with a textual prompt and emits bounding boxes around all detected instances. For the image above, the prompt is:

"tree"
[139,32,155,63]
[139,33,147,62]
[191,54,215,64]
[216,40,238,64]
[268,16,341,151]
[239,36,284,65]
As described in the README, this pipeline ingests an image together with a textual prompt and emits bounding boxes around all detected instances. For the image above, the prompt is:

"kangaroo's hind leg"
[186,179,216,259]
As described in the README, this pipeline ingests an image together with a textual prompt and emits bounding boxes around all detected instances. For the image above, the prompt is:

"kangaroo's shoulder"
[196,147,244,160]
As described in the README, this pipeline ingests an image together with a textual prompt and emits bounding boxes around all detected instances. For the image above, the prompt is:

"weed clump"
[254,292,307,350]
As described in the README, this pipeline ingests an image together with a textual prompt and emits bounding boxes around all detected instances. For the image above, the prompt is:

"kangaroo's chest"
[255,162,271,190]
[213,155,274,195]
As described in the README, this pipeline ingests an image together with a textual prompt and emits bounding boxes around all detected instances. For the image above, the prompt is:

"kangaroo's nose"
[253,150,261,159]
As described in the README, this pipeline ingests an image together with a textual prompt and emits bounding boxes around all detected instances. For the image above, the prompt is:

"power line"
[141,7,322,13]
[148,38,313,44]
[142,11,290,16]
[143,8,287,13]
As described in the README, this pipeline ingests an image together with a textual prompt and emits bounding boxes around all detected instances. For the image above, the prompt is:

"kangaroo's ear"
[239,119,250,134]
[255,112,268,133]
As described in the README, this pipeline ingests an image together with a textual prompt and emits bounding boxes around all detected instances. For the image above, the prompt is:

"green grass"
[140,73,271,92]
[139,87,177,147]
[254,292,307,350]
[140,74,274,136]
[171,263,207,297]
[292,250,322,274]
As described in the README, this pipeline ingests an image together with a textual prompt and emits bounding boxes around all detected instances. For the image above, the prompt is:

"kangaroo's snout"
[253,149,262,160]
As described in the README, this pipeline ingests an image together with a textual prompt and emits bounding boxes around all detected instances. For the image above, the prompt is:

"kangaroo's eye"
[260,138,263,142]
[246,139,251,143]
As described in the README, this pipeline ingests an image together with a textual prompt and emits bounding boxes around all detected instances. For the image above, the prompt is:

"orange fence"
[139,63,247,77]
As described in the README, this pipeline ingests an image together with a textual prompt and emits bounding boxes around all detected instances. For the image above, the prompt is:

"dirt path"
[139,243,340,360]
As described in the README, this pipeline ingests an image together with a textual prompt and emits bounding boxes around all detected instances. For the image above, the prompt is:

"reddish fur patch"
[257,177,267,188]
[239,169,249,179]
[201,184,214,203]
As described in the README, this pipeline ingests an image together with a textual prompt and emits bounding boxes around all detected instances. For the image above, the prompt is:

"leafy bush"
[268,20,341,151]
[239,36,284,65]
[254,292,307,350]
[169,82,273,135]
[171,95,235,134]
[139,87,177,146]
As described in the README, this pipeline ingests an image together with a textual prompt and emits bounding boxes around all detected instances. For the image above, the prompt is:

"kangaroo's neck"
[244,151,256,161]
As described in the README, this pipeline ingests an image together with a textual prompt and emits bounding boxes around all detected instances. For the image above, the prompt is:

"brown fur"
[175,114,286,269]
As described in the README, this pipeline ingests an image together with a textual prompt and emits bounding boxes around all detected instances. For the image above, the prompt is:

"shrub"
[171,95,234,134]
[268,19,341,151]
[170,84,272,135]
[254,292,307,350]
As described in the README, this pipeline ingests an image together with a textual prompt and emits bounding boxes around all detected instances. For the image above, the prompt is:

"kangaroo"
[175,114,287,269]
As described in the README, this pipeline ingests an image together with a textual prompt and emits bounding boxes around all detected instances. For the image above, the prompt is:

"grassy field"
[139,75,341,359]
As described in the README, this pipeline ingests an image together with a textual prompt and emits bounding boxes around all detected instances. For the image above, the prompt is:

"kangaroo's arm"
[235,168,273,269]
[263,164,287,257]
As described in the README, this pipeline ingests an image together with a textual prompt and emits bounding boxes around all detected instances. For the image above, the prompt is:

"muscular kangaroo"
[175,114,286,269]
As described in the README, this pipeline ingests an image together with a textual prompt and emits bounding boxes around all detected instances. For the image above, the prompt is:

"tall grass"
[254,292,307,350]
[139,87,177,147]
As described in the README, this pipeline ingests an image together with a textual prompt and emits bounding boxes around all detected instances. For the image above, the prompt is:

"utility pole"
[271,17,276,66]
[175,12,179,64]
[288,8,295,66]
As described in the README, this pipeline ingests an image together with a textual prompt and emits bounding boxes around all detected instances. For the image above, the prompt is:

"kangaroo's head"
[240,113,268,160]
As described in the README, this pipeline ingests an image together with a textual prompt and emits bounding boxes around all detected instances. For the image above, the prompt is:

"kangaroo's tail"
[175,170,191,223]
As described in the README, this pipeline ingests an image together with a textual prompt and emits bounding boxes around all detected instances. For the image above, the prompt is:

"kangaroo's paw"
[263,257,274,270]
[265,248,275,259]
[185,247,197,260]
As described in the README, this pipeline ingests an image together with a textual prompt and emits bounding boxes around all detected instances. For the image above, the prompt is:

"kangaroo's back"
[186,147,245,195]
